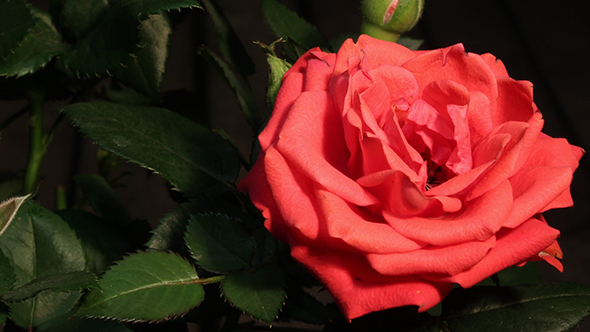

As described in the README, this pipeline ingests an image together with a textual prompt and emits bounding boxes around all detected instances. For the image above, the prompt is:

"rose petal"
[504,166,574,228]
[238,153,288,243]
[366,235,495,276]
[263,146,322,240]
[276,91,379,207]
[333,35,417,80]
[373,171,462,217]
[425,216,560,287]
[317,188,426,254]
[480,53,509,77]
[467,91,494,145]
[384,180,512,246]
[403,44,499,112]
[290,244,453,320]
[493,77,536,125]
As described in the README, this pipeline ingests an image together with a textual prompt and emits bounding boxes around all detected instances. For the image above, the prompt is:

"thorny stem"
[23,90,49,194]
[194,275,225,285]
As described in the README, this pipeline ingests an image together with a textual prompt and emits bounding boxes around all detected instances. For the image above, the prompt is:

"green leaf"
[60,7,139,77]
[0,0,37,59]
[186,212,255,273]
[57,209,130,274]
[74,174,133,227]
[60,0,201,77]
[222,264,287,323]
[281,289,330,325]
[200,0,255,76]
[0,201,86,329]
[147,201,200,252]
[199,46,260,131]
[0,7,69,77]
[76,250,204,322]
[261,0,327,50]
[112,13,171,100]
[265,52,291,111]
[0,194,29,237]
[119,0,202,20]
[442,282,590,332]
[496,262,541,286]
[2,271,99,303]
[38,317,133,332]
[0,302,9,325]
[62,0,109,38]
[0,250,15,296]
[61,102,240,197]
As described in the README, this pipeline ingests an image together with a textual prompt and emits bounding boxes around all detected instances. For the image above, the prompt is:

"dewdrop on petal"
[361,0,424,42]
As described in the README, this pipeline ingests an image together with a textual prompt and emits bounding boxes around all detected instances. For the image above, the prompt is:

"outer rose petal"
[238,153,288,243]
[421,216,560,287]
[290,244,453,320]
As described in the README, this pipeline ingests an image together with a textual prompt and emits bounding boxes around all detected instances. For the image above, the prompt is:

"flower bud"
[361,0,424,42]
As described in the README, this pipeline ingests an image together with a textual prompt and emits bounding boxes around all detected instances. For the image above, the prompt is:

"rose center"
[424,159,449,191]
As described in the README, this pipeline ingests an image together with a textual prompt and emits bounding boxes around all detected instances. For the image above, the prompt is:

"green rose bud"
[361,0,424,42]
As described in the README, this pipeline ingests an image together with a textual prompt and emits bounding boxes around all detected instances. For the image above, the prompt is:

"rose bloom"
[239,35,583,320]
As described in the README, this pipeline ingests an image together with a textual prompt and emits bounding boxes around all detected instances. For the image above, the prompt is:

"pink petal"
[425,216,560,287]
[384,180,512,246]
[290,244,453,320]
[504,166,574,228]
[480,53,509,77]
[238,153,288,243]
[366,235,495,276]
[492,77,536,126]
[316,188,426,254]
[276,91,379,207]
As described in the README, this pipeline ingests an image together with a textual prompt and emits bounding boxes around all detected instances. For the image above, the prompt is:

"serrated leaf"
[281,289,330,325]
[0,302,9,325]
[57,209,130,274]
[76,251,204,322]
[60,6,139,77]
[261,0,327,50]
[119,0,202,20]
[0,0,37,59]
[113,13,171,100]
[497,262,541,286]
[0,201,86,329]
[186,212,255,273]
[147,201,200,252]
[200,0,255,76]
[0,7,70,77]
[222,264,287,323]
[442,282,590,332]
[74,174,132,227]
[266,53,291,111]
[2,271,99,303]
[0,250,15,296]
[62,0,109,38]
[199,46,260,130]
[38,317,133,332]
[61,102,240,197]
[0,194,29,237]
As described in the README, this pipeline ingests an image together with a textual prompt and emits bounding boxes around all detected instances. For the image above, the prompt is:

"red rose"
[239,35,583,320]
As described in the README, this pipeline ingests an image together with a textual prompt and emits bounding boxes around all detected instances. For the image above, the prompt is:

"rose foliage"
[240,35,584,320]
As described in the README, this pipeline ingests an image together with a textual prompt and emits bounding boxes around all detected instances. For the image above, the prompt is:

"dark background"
[1,0,589,330]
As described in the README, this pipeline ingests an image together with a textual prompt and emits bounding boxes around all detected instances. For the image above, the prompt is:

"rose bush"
[239,35,584,320]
